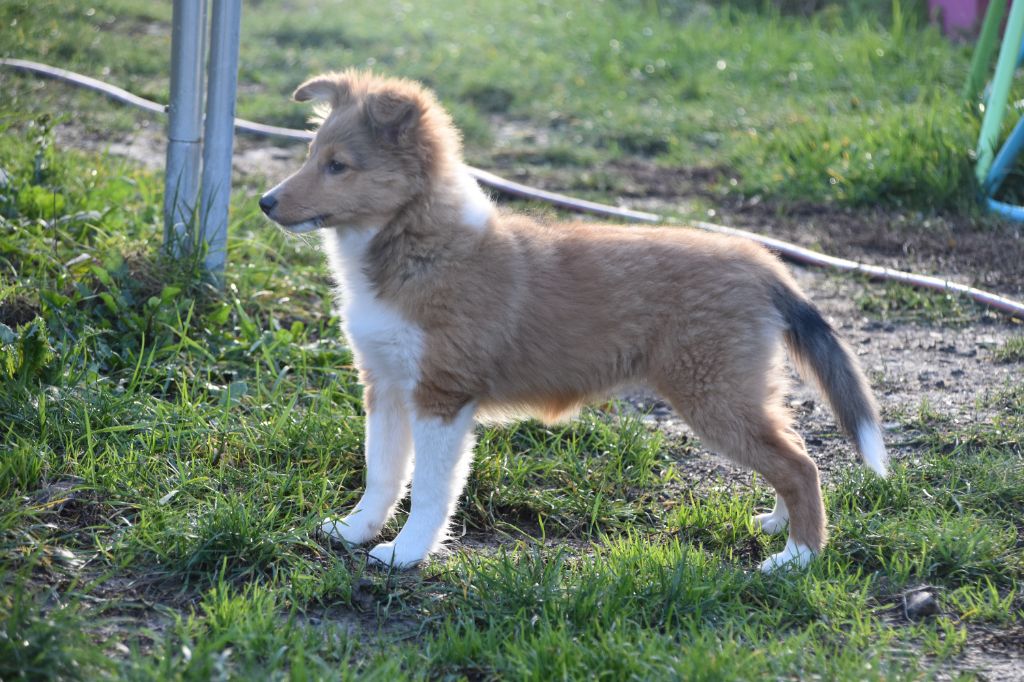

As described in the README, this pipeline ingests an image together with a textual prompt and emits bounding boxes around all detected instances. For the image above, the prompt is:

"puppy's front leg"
[321,384,412,546]
[369,403,476,568]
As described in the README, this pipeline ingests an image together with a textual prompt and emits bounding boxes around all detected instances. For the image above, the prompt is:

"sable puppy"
[260,70,887,573]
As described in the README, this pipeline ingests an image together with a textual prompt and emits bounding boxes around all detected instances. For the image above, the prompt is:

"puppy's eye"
[326,160,348,175]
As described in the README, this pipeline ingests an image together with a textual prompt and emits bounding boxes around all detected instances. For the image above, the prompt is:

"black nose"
[259,194,277,215]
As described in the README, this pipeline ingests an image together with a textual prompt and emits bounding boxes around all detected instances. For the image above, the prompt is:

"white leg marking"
[752,494,789,535]
[857,420,888,478]
[759,538,816,574]
[369,403,477,569]
[321,387,412,546]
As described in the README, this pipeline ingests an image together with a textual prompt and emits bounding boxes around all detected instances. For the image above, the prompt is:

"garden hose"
[3,57,1023,321]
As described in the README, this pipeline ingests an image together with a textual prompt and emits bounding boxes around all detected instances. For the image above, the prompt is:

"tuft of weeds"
[993,336,1024,363]
[856,281,978,324]
[466,411,666,536]
[136,594,359,680]
[0,441,45,497]
[131,492,319,586]
[0,581,113,681]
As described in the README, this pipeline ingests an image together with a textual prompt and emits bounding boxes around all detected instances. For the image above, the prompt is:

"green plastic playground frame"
[970,0,1024,219]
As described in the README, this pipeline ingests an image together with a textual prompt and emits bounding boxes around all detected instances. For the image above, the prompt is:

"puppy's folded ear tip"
[292,73,356,107]
[292,79,330,104]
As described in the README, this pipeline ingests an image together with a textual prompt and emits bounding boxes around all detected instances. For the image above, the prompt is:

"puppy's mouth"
[278,215,329,233]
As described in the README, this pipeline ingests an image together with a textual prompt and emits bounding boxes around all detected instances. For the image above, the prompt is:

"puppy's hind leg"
[321,384,413,546]
[750,422,801,537]
[730,426,823,573]
[369,402,477,569]
[745,421,825,573]
[664,385,825,574]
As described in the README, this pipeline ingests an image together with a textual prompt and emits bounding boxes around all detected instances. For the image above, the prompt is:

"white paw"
[320,515,380,547]
[752,511,789,535]
[759,539,816,574]
[367,541,425,570]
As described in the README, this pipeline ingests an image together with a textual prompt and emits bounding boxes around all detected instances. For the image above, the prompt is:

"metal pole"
[164,0,207,254]
[200,0,243,276]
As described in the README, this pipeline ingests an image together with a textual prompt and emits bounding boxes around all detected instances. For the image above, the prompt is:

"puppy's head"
[260,70,461,232]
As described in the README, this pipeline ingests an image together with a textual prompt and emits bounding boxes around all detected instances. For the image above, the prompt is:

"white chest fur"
[321,228,425,391]
[456,168,493,232]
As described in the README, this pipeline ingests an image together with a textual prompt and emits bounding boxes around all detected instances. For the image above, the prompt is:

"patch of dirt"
[949,622,1024,682]
[50,115,305,187]
[610,160,724,199]
[720,200,1024,297]
[0,293,41,327]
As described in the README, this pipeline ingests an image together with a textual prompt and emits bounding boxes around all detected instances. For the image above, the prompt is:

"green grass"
[856,281,981,324]
[0,0,1000,212]
[2,2,1023,679]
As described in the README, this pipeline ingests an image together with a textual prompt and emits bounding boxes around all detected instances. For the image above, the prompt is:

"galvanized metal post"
[199,0,243,276]
[164,0,207,253]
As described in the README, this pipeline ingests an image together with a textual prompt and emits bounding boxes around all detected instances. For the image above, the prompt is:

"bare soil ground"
[52,116,1024,680]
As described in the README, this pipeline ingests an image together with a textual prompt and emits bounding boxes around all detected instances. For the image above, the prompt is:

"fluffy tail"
[772,283,888,476]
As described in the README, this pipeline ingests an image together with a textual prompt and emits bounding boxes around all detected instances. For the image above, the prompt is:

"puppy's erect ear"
[364,90,420,146]
[292,73,353,109]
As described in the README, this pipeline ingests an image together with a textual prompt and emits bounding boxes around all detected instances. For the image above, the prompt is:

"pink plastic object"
[929,0,990,37]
